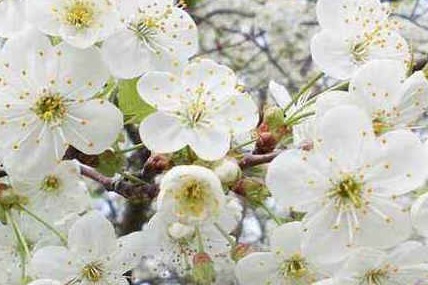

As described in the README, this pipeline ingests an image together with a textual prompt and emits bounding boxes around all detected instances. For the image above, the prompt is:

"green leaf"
[118,79,155,124]
[96,149,125,177]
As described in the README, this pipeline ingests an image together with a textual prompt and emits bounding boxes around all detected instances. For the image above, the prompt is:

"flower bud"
[213,159,241,186]
[192,252,216,285]
[254,131,277,154]
[146,154,171,173]
[233,178,271,207]
[231,243,253,262]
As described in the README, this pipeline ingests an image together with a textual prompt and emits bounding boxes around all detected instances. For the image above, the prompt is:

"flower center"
[186,86,208,127]
[174,179,217,220]
[33,93,67,123]
[129,17,160,51]
[280,253,309,280]
[41,175,61,193]
[372,117,391,136]
[82,261,104,282]
[351,41,370,63]
[329,175,363,208]
[362,268,388,285]
[65,1,94,29]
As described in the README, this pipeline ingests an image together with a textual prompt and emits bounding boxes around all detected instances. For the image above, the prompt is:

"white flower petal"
[269,80,292,108]
[55,44,110,100]
[106,231,145,274]
[189,127,230,161]
[101,29,151,79]
[30,246,77,281]
[349,60,406,115]
[137,72,182,111]
[182,59,237,102]
[67,212,117,262]
[311,31,357,80]
[356,197,412,249]
[266,150,330,211]
[270,221,303,258]
[411,192,428,238]
[317,105,376,172]
[235,252,279,285]
[139,112,189,154]
[62,99,123,155]
[364,130,428,196]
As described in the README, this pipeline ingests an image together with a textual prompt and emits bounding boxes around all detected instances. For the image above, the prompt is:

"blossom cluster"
[0,0,427,285]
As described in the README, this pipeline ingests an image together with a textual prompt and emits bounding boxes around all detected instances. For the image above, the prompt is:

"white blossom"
[267,105,428,265]
[315,60,428,135]
[311,0,410,79]
[30,211,145,284]
[101,0,198,79]
[314,242,428,285]
[27,0,120,48]
[0,31,123,175]
[235,221,328,285]
[138,59,258,161]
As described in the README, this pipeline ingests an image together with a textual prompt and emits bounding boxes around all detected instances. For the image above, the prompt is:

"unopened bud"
[254,132,277,154]
[233,178,271,207]
[192,252,216,285]
[146,154,171,172]
[231,243,253,262]
[213,159,241,185]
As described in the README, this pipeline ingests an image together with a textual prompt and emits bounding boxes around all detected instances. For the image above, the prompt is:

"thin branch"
[80,165,158,200]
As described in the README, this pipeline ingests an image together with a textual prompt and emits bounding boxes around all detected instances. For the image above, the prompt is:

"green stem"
[285,111,315,126]
[18,205,67,245]
[214,222,236,247]
[284,72,324,113]
[195,226,205,253]
[261,204,282,226]
[231,138,258,152]
[119,143,145,154]
[6,211,30,282]
[121,172,148,185]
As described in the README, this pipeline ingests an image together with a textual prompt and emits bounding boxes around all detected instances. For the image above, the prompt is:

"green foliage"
[118,79,155,124]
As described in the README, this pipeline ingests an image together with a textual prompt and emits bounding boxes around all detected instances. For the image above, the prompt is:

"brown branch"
[239,151,281,169]
[80,165,158,200]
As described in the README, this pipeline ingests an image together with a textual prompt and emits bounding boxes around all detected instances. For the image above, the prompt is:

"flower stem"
[18,205,67,245]
[231,138,258,152]
[261,204,282,226]
[6,211,30,282]
[214,222,236,247]
[284,72,324,113]
[119,143,145,154]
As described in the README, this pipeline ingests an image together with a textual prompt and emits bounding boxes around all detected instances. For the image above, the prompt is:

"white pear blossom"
[139,212,236,278]
[411,192,428,238]
[10,160,91,242]
[138,59,258,161]
[235,221,328,285]
[27,0,120,49]
[267,105,428,265]
[0,31,123,175]
[314,242,428,285]
[158,165,239,227]
[311,0,410,79]
[30,211,145,284]
[315,60,428,135]
[101,0,198,79]
[0,0,28,38]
